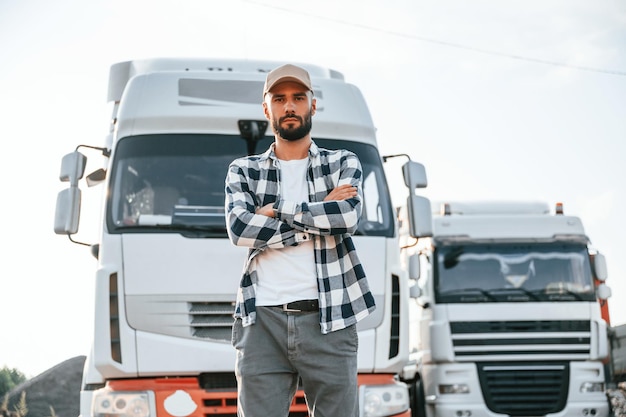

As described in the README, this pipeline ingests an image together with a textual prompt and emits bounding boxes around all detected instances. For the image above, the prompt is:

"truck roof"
[431,201,588,243]
[109,58,378,147]
[108,58,345,103]
[434,200,550,216]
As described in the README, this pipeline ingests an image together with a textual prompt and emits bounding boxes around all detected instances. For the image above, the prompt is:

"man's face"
[264,81,316,141]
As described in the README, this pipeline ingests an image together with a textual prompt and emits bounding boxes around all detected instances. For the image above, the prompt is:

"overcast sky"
[1,0,625,378]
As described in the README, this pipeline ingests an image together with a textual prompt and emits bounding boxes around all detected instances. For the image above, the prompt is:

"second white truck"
[400,200,612,417]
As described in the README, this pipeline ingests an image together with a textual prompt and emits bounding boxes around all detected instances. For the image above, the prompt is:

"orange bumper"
[106,373,410,416]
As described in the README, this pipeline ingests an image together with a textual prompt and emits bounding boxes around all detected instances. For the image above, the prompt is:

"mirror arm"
[67,234,91,247]
[77,144,111,157]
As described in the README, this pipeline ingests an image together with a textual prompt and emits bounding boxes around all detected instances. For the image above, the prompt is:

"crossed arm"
[255,184,357,216]
[225,157,363,250]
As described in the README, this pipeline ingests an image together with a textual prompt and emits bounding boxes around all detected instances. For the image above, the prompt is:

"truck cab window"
[108,135,393,237]
[435,243,596,303]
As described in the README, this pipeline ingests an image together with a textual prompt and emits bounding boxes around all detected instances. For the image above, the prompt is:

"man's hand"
[324,184,357,202]
[256,203,275,217]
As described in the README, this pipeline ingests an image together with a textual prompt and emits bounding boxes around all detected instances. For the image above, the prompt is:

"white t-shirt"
[255,157,318,305]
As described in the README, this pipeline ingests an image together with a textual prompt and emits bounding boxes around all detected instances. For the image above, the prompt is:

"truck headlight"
[93,390,152,417]
[580,382,605,393]
[361,381,410,417]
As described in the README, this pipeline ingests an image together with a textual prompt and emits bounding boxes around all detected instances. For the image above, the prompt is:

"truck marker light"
[556,202,564,215]
[580,381,605,393]
[438,384,470,394]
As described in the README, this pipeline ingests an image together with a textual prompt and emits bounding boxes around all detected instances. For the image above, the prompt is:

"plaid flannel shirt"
[225,141,376,334]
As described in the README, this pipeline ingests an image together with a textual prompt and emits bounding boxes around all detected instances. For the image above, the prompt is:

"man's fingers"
[324,185,357,201]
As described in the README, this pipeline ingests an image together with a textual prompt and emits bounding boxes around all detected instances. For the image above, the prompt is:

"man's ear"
[311,97,317,116]
[262,101,270,120]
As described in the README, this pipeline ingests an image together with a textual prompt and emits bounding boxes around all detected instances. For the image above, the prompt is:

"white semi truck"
[399,201,612,417]
[54,58,432,417]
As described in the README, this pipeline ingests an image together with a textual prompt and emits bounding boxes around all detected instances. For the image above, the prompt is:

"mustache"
[279,114,303,123]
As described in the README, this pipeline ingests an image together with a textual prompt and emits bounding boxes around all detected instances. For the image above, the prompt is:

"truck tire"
[409,379,426,417]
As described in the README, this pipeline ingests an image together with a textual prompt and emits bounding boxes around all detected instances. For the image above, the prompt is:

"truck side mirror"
[60,151,87,185]
[86,168,107,187]
[594,253,608,282]
[407,195,433,238]
[402,161,433,238]
[402,161,427,189]
[54,151,86,235]
[408,255,422,298]
[54,187,81,234]
[409,284,421,299]
[408,253,420,280]
[596,283,611,300]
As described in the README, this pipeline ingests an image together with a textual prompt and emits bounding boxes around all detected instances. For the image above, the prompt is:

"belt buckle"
[282,303,302,312]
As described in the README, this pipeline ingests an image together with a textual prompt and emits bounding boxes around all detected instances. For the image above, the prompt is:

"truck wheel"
[409,379,426,417]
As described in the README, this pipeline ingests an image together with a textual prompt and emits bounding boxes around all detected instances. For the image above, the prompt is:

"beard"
[273,111,313,141]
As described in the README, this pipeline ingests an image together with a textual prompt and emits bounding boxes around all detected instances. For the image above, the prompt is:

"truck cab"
[401,201,611,417]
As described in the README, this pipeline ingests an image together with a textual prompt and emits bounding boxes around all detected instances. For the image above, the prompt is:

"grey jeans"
[232,306,359,417]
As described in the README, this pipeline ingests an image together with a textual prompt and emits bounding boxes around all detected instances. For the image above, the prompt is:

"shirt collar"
[260,140,320,162]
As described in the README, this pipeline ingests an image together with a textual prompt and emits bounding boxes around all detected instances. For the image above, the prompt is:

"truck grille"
[450,320,591,361]
[477,362,569,416]
[448,322,584,415]
[126,297,236,341]
[190,302,236,341]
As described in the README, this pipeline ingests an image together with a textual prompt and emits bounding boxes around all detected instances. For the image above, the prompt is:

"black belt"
[270,299,319,312]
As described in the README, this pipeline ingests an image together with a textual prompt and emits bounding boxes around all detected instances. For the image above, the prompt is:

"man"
[225,63,376,417]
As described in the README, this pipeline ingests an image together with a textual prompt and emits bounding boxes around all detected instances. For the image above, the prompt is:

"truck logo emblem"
[164,390,198,417]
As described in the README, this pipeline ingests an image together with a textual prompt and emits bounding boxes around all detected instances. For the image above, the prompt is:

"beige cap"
[263,64,313,96]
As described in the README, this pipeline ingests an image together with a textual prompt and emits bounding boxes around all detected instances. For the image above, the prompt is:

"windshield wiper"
[539,288,584,301]
[485,287,541,301]
[116,223,227,237]
[438,288,497,302]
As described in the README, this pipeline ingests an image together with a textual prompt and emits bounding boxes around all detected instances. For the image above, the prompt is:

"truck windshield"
[435,243,596,303]
[106,134,394,237]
